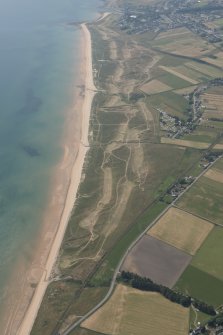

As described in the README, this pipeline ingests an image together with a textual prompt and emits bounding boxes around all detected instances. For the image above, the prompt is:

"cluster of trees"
[120,271,216,316]
[204,151,221,163]
[207,313,223,328]
[193,300,216,316]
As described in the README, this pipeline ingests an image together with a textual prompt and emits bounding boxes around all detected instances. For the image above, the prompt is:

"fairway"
[177,176,223,225]
[82,284,189,335]
[176,265,223,307]
[161,137,210,149]
[192,227,223,281]
[148,207,213,255]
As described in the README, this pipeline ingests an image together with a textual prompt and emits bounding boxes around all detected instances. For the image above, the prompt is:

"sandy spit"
[16,23,96,335]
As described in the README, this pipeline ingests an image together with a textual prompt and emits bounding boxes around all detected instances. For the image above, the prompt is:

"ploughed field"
[122,235,192,287]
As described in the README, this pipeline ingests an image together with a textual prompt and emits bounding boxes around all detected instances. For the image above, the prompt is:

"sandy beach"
[6,22,97,335]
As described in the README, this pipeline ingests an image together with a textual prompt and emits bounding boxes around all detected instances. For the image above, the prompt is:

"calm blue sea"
[0,0,101,325]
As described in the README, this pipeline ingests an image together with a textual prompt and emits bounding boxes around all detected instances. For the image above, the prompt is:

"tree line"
[120,271,216,316]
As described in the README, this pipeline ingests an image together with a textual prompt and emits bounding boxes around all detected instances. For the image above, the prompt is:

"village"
[119,0,223,42]
[158,78,223,139]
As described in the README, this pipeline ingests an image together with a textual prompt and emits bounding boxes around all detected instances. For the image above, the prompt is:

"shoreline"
[15,22,97,335]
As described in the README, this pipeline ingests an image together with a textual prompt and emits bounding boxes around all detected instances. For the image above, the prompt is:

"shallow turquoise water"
[0,0,101,318]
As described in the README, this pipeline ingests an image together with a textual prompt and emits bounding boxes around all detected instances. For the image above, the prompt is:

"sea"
[0,0,101,330]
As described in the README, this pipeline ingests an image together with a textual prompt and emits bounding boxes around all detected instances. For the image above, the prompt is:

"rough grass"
[90,201,167,287]
[31,281,79,335]
[31,284,107,335]
[175,265,223,307]
[192,227,223,281]
[177,176,223,225]
[148,207,213,255]
[82,284,189,335]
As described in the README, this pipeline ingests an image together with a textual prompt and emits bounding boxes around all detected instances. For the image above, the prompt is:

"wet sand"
[3,22,96,335]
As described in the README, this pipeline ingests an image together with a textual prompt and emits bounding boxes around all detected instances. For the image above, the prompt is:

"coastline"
[15,22,97,335]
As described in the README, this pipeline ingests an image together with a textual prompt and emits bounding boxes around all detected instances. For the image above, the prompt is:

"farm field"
[148,207,213,255]
[176,265,223,307]
[214,143,223,150]
[82,284,190,335]
[152,27,215,57]
[191,227,223,281]
[202,52,223,68]
[140,79,172,94]
[185,61,223,78]
[159,65,199,84]
[182,126,218,143]
[121,235,192,287]
[176,175,223,225]
[149,91,189,119]
[204,167,223,184]
[160,137,210,149]
[201,91,223,120]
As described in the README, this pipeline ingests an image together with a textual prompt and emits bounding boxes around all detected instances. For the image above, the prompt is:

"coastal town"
[119,0,223,42]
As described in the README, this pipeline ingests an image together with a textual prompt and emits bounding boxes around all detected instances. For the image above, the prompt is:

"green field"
[177,176,223,225]
[182,127,218,143]
[175,265,223,307]
[189,308,209,329]
[192,227,223,281]
[158,72,192,89]
[149,91,189,119]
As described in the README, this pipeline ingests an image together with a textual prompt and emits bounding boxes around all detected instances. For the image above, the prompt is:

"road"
[62,154,222,335]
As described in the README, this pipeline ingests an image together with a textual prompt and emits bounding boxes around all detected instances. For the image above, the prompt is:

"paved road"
[62,155,222,335]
